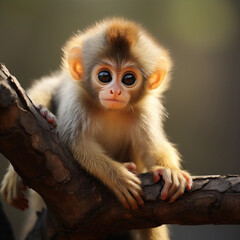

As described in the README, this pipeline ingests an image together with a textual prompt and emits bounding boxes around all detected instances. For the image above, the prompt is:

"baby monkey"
[1,18,191,240]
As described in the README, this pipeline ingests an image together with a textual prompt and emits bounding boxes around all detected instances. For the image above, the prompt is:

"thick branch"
[0,63,239,240]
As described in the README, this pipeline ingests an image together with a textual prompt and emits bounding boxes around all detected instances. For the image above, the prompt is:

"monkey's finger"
[127,179,143,196]
[44,111,56,125]
[40,109,47,118]
[160,168,172,200]
[46,115,57,128]
[153,169,162,183]
[36,104,43,110]
[169,177,187,203]
[124,162,136,171]
[123,189,139,210]
[37,104,47,118]
[167,172,180,199]
[38,106,57,128]
[115,191,131,210]
[126,173,142,188]
[130,188,144,207]
[124,162,138,174]
[181,171,192,190]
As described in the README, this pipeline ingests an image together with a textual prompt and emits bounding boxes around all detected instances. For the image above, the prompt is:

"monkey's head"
[63,18,172,110]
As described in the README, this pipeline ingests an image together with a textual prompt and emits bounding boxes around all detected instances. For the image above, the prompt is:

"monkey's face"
[67,24,169,111]
[91,59,144,110]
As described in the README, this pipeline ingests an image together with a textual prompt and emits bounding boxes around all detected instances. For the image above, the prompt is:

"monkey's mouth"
[102,99,125,103]
[100,98,127,109]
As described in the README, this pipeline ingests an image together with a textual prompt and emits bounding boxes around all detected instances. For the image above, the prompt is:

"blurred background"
[0,0,239,239]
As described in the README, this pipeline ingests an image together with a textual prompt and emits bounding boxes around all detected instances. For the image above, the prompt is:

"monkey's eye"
[98,71,112,84]
[122,73,136,86]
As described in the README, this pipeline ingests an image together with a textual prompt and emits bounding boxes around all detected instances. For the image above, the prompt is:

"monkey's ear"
[68,47,84,81]
[148,60,167,90]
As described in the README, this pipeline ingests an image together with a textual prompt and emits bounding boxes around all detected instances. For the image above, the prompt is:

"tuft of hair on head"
[106,18,139,51]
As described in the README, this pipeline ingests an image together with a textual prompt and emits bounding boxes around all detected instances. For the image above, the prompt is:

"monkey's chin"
[100,99,127,110]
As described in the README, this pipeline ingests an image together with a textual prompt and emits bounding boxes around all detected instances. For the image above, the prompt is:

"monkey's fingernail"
[133,205,139,211]
[41,111,47,117]
[153,173,160,183]
[139,190,144,196]
[161,193,167,200]
[48,117,55,123]
[123,202,130,210]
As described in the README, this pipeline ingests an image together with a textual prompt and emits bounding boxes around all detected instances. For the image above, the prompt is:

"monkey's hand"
[1,167,28,210]
[152,167,192,203]
[110,164,144,210]
[37,104,57,128]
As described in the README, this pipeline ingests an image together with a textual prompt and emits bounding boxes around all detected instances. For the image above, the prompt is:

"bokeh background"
[0,0,240,239]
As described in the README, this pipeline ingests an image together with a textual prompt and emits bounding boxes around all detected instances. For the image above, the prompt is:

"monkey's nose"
[110,90,121,95]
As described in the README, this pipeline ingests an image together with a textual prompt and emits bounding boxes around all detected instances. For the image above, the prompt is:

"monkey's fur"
[1,18,191,240]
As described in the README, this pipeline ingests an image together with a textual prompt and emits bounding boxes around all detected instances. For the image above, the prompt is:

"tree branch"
[0,63,239,240]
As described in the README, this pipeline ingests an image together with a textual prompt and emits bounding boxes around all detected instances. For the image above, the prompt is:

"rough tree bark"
[0,63,239,240]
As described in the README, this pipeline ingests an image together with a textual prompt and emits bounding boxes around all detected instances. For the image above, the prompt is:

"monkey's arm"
[71,137,144,210]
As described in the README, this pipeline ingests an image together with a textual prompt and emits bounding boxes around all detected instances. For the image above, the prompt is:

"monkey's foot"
[37,104,57,128]
[152,167,192,203]
[1,170,28,210]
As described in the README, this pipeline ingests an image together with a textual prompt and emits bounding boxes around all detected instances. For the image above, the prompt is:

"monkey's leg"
[1,164,28,210]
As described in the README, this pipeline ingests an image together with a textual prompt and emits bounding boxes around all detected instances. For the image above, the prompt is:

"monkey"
[1,18,192,240]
